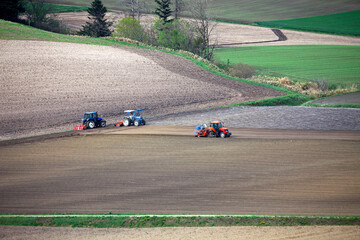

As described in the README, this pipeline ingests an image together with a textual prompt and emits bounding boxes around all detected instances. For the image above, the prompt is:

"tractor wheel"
[87,121,95,129]
[142,119,146,125]
[134,120,140,127]
[220,132,226,138]
[209,131,216,138]
[100,121,106,128]
[123,119,130,127]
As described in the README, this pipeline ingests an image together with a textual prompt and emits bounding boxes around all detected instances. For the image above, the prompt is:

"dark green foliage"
[22,0,70,34]
[155,0,173,24]
[23,0,51,26]
[0,0,24,21]
[79,0,112,37]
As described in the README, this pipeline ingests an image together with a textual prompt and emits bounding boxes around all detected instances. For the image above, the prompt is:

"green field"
[45,3,88,13]
[257,10,360,36]
[214,45,360,85]
[44,0,360,22]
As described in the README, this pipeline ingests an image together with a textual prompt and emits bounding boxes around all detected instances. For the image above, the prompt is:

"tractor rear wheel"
[209,131,216,137]
[100,121,106,128]
[87,121,95,129]
[143,119,146,125]
[123,119,130,127]
[134,120,140,126]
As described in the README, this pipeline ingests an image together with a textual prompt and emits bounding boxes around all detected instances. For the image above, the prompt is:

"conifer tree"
[79,0,112,37]
[155,0,173,24]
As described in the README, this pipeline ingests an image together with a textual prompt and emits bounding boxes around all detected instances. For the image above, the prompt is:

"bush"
[153,19,201,53]
[227,62,256,78]
[113,17,147,42]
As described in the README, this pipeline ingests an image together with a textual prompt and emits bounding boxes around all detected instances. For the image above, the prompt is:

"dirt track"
[0,40,283,140]
[1,225,359,240]
[1,127,359,215]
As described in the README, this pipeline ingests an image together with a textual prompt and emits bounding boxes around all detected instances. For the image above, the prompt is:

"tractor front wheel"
[220,132,226,138]
[123,119,130,127]
[87,121,95,129]
[134,120,140,127]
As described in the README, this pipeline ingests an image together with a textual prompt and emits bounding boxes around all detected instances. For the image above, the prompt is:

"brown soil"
[312,91,360,105]
[0,40,283,140]
[1,225,359,240]
[1,127,359,215]
[55,12,360,46]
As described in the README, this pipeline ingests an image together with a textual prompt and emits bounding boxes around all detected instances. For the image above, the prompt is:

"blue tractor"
[122,109,146,127]
[82,112,106,129]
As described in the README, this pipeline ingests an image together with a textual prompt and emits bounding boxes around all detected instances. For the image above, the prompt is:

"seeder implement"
[114,120,123,127]
[74,124,87,131]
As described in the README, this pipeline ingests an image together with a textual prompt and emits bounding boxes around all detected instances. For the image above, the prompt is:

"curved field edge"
[0,19,293,101]
[0,215,359,228]
[256,10,360,36]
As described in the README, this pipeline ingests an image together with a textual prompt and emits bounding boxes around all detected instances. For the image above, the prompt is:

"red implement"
[74,124,87,131]
[115,120,123,127]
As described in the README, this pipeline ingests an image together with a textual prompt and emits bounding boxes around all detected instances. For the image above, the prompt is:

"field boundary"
[215,28,287,47]
[0,214,358,228]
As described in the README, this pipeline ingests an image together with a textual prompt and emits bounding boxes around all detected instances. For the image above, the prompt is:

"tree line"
[0,0,216,60]
[80,0,216,60]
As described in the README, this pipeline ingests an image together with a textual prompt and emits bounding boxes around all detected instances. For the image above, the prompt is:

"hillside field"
[45,0,360,22]
[257,10,360,36]
[214,45,360,85]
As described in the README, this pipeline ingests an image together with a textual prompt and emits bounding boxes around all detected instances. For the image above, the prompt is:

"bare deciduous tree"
[189,0,217,60]
[119,0,148,21]
[173,0,184,19]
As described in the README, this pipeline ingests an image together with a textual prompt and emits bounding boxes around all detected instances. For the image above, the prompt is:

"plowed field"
[0,40,283,140]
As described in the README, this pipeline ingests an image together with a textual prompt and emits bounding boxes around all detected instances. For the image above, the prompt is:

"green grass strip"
[217,94,311,108]
[0,215,358,228]
[302,103,360,108]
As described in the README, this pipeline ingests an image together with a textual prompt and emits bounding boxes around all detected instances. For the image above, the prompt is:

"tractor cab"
[122,108,146,127]
[81,112,106,129]
[209,121,231,138]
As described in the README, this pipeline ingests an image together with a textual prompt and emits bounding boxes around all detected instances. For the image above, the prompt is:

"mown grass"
[214,45,360,86]
[0,215,359,228]
[257,10,360,36]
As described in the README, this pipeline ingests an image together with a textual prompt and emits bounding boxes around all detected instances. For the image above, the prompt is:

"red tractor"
[194,121,231,138]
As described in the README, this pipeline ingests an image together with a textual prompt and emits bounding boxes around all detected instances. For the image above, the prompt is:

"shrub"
[227,62,256,78]
[113,17,147,42]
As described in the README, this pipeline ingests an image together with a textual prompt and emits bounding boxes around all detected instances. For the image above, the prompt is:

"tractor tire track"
[214,28,287,47]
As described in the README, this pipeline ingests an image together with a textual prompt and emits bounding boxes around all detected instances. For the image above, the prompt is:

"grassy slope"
[0,19,127,45]
[214,45,360,85]
[45,0,360,22]
[256,10,360,36]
